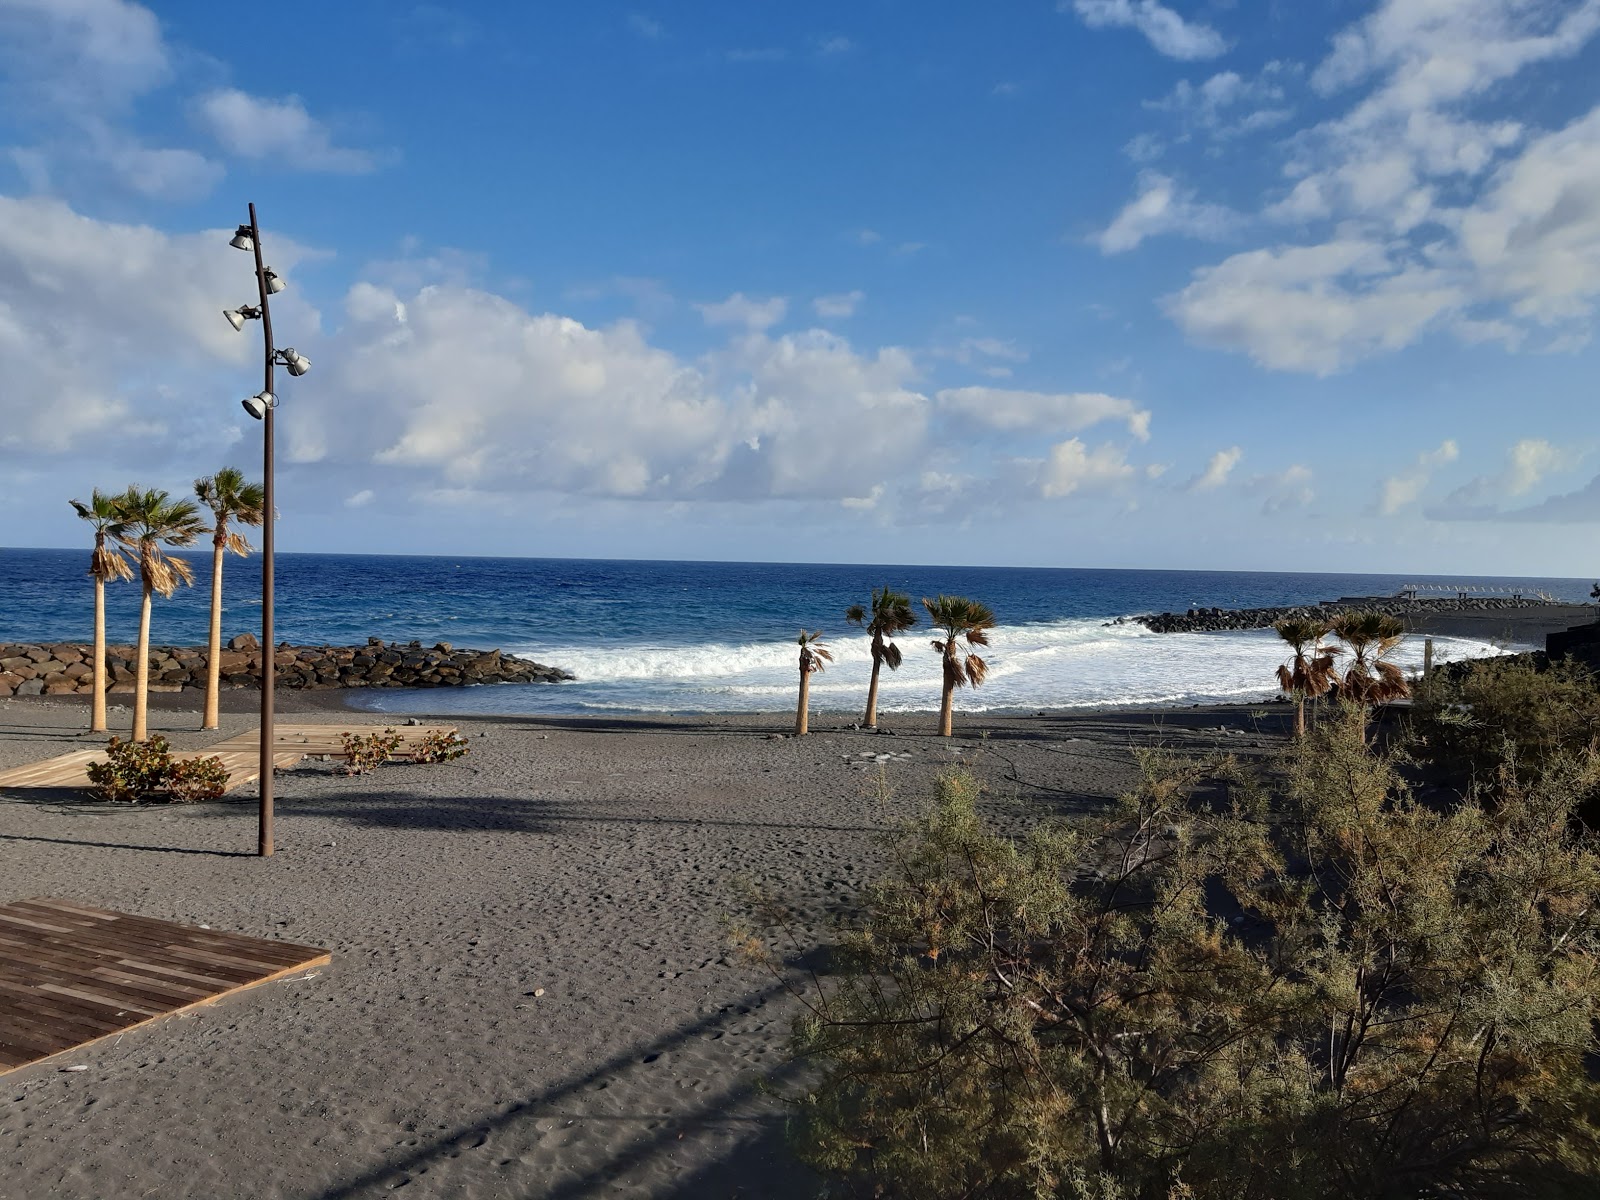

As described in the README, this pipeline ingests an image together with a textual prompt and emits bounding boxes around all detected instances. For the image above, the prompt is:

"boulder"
[230,633,260,651]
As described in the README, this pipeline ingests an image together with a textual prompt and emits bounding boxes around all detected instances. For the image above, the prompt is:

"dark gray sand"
[0,690,1303,1199]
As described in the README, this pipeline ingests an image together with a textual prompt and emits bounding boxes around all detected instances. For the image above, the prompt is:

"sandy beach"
[0,688,1304,1199]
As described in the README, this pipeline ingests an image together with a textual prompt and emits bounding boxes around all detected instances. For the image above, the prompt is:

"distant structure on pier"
[1397,583,1556,602]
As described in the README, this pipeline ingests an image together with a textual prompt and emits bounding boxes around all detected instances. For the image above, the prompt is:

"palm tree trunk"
[133,580,153,741]
[864,655,882,728]
[91,575,108,734]
[1294,695,1305,739]
[203,537,224,730]
[937,648,956,737]
[795,671,811,736]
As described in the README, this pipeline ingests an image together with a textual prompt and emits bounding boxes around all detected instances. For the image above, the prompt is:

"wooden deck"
[0,723,458,794]
[0,897,329,1074]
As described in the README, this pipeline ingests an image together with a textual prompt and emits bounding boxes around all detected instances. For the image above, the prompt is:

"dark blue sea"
[0,550,1587,715]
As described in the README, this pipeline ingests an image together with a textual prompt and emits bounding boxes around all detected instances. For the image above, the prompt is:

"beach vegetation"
[1329,610,1409,707]
[340,727,403,774]
[748,708,1600,1199]
[411,729,471,763]
[194,467,266,732]
[1273,617,1339,738]
[846,586,917,728]
[113,487,205,742]
[68,490,134,735]
[794,631,833,736]
[1412,656,1600,792]
[923,595,993,737]
[85,735,229,803]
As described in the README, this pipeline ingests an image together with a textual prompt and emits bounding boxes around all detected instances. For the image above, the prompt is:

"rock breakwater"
[0,636,573,699]
[1124,595,1563,635]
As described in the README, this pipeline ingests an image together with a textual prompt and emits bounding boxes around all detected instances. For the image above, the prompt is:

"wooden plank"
[0,898,329,1076]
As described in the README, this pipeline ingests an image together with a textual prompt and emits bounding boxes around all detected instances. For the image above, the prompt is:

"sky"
[1,0,1598,575]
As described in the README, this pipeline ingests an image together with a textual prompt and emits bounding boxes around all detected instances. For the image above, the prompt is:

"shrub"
[411,729,470,764]
[84,736,230,803]
[166,755,231,803]
[1411,655,1600,785]
[86,735,176,802]
[740,707,1600,1199]
[340,727,402,775]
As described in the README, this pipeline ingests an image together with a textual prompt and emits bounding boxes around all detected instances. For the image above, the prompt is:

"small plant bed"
[85,736,231,803]
[340,728,404,775]
[410,729,470,764]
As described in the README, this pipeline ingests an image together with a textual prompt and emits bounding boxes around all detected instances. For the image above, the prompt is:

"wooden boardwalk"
[0,723,458,793]
[0,897,329,1074]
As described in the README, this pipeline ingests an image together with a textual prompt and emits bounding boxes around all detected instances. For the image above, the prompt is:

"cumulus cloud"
[196,89,381,173]
[1185,446,1242,491]
[812,290,864,319]
[695,292,788,331]
[1249,464,1315,514]
[1379,439,1459,515]
[1068,0,1229,60]
[1144,65,1295,138]
[1096,171,1240,253]
[936,387,1151,441]
[1040,439,1136,497]
[1428,437,1585,517]
[1153,1,1600,371]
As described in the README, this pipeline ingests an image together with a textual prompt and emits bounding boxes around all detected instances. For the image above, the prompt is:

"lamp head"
[264,268,285,294]
[282,348,311,377]
[229,225,255,251]
[241,391,275,420]
[223,304,261,331]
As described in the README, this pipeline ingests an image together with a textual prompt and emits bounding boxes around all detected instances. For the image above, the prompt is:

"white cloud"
[937,387,1151,441]
[1144,65,1294,138]
[0,0,170,111]
[1379,439,1459,514]
[1429,437,1584,516]
[1068,0,1229,60]
[627,12,664,39]
[812,290,864,319]
[345,489,375,509]
[816,35,855,55]
[1185,446,1242,491]
[1249,464,1315,513]
[1097,171,1240,253]
[196,89,380,173]
[1040,439,1136,497]
[695,292,788,331]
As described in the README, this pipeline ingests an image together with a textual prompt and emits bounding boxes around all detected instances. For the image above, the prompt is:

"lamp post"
[225,204,310,858]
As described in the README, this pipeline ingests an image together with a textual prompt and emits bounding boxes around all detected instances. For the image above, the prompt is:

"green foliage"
[1412,655,1600,788]
[165,755,231,803]
[340,728,403,775]
[410,730,470,764]
[744,708,1600,1199]
[84,736,230,803]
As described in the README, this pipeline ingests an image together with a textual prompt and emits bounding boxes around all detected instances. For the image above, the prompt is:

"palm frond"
[882,641,902,671]
[845,604,866,626]
[964,654,987,688]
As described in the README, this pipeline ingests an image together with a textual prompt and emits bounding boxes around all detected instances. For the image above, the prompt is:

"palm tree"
[923,595,994,738]
[116,487,205,742]
[68,491,133,735]
[846,586,917,728]
[1330,610,1410,711]
[794,631,833,736]
[194,468,266,731]
[1274,617,1340,739]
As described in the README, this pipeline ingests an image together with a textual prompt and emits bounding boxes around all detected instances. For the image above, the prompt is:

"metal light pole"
[225,206,310,857]
[247,204,276,858]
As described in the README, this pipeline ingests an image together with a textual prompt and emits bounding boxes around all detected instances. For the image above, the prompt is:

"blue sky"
[2,0,1599,575]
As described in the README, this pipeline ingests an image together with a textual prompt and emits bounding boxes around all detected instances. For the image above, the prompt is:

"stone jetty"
[0,636,573,698]
[1124,594,1564,635]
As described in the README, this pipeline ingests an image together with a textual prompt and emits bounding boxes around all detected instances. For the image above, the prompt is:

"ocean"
[1,549,1587,717]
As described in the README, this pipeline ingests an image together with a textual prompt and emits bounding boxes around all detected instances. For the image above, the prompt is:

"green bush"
[84,736,230,803]
[740,707,1600,1199]
[340,727,402,775]
[1411,656,1600,785]
[411,729,470,764]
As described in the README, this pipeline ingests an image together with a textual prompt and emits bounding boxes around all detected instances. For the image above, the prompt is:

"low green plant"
[340,727,402,775]
[166,755,231,802]
[410,729,470,764]
[84,735,229,803]
[739,706,1600,1199]
[1412,655,1600,786]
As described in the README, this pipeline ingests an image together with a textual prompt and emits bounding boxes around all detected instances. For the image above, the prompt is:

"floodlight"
[224,308,246,331]
[264,268,285,294]
[241,391,275,420]
[282,348,311,376]
[229,225,255,251]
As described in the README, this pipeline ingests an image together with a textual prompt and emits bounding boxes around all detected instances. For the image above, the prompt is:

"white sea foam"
[443,618,1512,715]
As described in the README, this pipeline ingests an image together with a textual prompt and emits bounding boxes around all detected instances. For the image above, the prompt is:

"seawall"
[0,637,573,698]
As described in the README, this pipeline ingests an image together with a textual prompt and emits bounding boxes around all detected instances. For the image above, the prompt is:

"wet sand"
[0,692,1299,1199]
